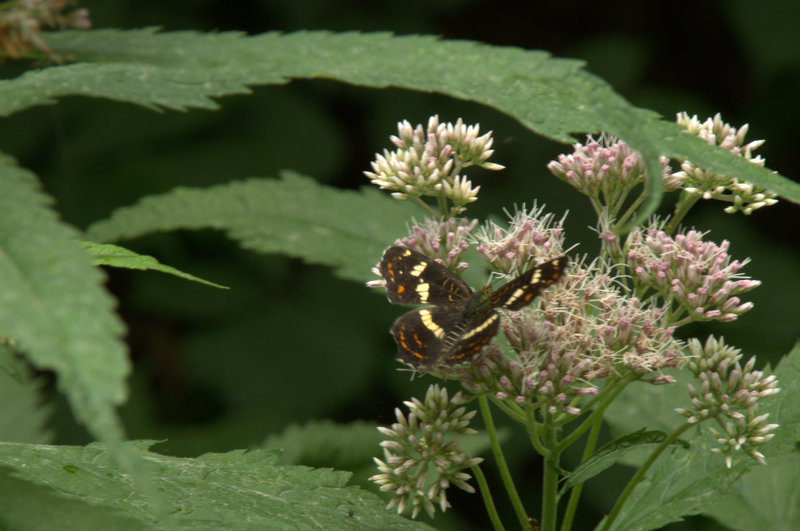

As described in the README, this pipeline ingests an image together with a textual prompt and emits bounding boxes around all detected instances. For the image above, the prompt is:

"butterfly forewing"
[489,257,568,310]
[379,246,472,305]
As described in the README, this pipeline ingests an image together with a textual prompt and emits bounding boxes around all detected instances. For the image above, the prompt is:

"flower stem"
[479,395,529,530]
[552,376,633,453]
[413,196,437,217]
[665,192,700,234]
[540,423,561,531]
[472,464,506,531]
[615,189,647,230]
[599,421,694,531]
[560,413,604,531]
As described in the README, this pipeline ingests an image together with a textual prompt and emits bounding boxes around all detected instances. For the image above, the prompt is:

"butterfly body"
[378,246,567,366]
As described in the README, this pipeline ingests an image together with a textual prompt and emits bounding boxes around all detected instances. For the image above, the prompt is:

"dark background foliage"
[2,1,797,529]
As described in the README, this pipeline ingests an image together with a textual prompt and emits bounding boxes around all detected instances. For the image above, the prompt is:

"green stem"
[615,189,647,229]
[524,404,549,457]
[437,191,449,217]
[559,414,604,531]
[665,192,700,234]
[599,422,694,531]
[479,395,529,530]
[490,396,528,425]
[472,464,506,531]
[552,376,634,453]
[539,418,561,531]
[412,196,438,217]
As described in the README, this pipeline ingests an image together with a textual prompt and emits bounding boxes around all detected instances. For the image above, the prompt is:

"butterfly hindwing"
[379,246,472,305]
[390,304,500,365]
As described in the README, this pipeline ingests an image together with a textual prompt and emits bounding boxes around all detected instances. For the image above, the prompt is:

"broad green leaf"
[703,453,800,531]
[85,172,418,282]
[702,342,800,531]
[561,430,686,494]
[0,440,431,530]
[0,155,128,445]
[600,345,795,531]
[600,431,747,531]
[759,341,800,456]
[1,29,794,222]
[82,241,228,289]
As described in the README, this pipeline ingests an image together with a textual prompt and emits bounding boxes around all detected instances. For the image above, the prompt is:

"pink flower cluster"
[547,134,678,201]
[627,228,760,323]
[474,204,567,275]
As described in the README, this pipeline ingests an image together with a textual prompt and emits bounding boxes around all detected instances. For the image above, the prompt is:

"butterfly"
[378,246,568,366]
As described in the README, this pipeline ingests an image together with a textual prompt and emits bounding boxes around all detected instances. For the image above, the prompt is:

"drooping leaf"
[0,440,430,530]
[0,30,793,223]
[85,172,418,282]
[83,241,228,289]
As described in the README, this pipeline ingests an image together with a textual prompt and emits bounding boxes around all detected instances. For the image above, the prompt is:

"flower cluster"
[461,259,684,417]
[626,226,760,324]
[474,203,567,276]
[671,112,778,215]
[675,336,780,467]
[370,385,482,518]
[0,0,91,60]
[364,116,503,214]
[392,217,478,272]
[547,134,677,209]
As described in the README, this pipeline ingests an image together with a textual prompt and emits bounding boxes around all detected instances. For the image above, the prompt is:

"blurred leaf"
[1,29,793,222]
[0,440,430,530]
[0,345,52,443]
[264,420,382,471]
[86,172,417,282]
[83,241,228,289]
[0,155,130,449]
[604,369,690,440]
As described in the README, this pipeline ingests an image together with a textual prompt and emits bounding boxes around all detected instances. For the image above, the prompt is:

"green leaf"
[600,431,747,531]
[561,430,686,494]
[0,440,431,530]
[703,452,800,531]
[0,155,128,444]
[759,340,800,457]
[702,341,800,531]
[264,420,383,471]
[82,241,229,289]
[0,346,52,443]
[85,172,418,282]
[604,370,690,441]
[600,345,795,531]
[1,30,794,222]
